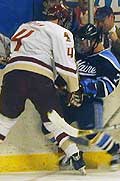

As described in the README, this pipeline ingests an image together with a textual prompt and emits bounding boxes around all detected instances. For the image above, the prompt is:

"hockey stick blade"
[48,110,93,137]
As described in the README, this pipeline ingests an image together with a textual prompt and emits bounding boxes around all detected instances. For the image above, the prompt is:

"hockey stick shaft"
[95,123,120,131]
[70,123,120,144]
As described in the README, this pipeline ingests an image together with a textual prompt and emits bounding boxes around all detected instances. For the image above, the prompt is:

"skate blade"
[59,165,73,170]
[79,166,87,175]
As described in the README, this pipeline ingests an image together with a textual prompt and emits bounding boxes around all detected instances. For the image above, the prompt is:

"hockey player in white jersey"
[0,0,86,175]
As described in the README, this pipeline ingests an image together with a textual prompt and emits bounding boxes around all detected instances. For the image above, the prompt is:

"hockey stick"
[70,123,120,144]
[48,110,94,137]
[48,110,120,139]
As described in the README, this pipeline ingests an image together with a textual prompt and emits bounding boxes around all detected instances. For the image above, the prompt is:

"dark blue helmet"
[75,23,102,56]
[78,23,102,42]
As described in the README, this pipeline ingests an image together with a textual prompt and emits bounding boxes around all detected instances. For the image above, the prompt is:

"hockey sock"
[43,121,80,158]
[0,114,17,141]
[55,132,79,158]
[86,132,120,155]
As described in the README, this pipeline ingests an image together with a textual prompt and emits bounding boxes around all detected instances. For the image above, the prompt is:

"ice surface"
[0,170,120,181]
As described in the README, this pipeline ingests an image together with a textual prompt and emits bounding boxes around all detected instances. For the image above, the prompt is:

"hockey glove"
[67,86,83,107]
[80,78,97,97]
[55,75,83,107]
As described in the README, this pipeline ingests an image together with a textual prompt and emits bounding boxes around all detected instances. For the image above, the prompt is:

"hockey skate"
[59,151,86,175]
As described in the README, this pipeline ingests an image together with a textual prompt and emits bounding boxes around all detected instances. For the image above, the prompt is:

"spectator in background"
[62,0,89,34]
[94,0,112,7]
[0,33,10,69]
[78,0,89,25]
[94,6,120,62]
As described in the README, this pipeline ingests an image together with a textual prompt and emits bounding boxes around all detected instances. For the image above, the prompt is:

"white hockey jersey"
[4,21,79,93]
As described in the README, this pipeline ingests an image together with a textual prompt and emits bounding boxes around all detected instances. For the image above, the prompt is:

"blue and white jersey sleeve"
[76,49,120,98]
[96,50,120,97]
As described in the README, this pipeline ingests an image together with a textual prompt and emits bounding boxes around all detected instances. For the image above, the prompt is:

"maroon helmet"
[43,0,69,25]
[47,4,68,19]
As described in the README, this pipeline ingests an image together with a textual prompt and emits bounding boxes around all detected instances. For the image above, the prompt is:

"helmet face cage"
[75,23,102,56]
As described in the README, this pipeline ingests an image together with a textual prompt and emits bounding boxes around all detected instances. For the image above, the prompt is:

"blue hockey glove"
[80,78,97,97]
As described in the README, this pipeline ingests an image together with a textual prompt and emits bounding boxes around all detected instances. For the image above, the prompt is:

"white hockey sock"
[43,121,79,157]
[0,113,17,138]
[63,142,80,158]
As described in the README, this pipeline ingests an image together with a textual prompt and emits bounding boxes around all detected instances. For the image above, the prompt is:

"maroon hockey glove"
[67,86,83,107]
